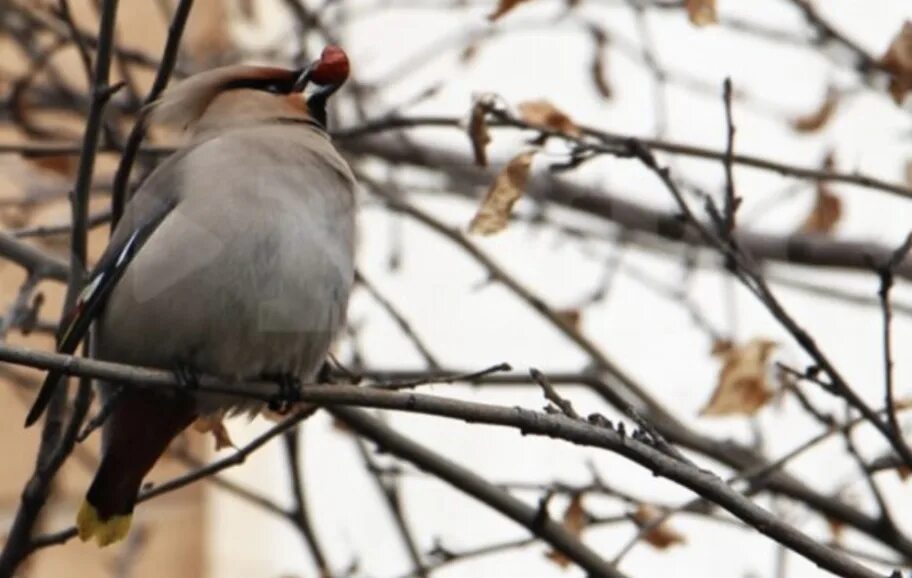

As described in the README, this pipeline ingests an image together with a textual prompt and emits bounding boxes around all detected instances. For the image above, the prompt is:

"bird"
[24,46,356,547]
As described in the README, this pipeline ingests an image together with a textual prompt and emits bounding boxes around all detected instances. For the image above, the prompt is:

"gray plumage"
[99,123,356,414]
[26,58,358,547]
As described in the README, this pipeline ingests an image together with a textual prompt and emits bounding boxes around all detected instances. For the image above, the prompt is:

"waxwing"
[25,46,356,546]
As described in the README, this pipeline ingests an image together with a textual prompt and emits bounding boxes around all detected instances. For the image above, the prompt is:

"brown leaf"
[468,96,493,167]
[632,504,686,549]
[517,100,582,137]
[827,516,845,544]
[710,339,733,355]
[331,416,352,433]
[898,465,911,482]
[686,0,717,27]
[556,308,582,330]
[799,185,842,235]
[488,0,532,21]
[880,21,912,105]
[545,494,587,567]
[193,413,236,451]
[26,154,77,177]
[590,28,612,99]
[791,88,839,132]
[701,338,777,416]
[468,150,536,235]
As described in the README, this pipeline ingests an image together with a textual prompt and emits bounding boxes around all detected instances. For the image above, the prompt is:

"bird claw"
[316,361,333,384]
[173,365,200,389]
[267,374,300,413]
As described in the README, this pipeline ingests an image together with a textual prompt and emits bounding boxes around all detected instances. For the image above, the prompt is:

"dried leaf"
[880,21,912,105]
[701,338,778,416]
[632,504,686,549]
[468,96,493,167]
[563,494,587,534]
[193,413,236,451]
[488,0,532,21]
[27,155,77,177]
[468,150,536,235]
[517,100,581,137]
[556,308,581,330]
[545,494,587,567]
[791,88,839,132]
[710,339,733,355]
[686,0,717,27]
[799,185,842,235]
[331,416,352,433]
[590,28,612,99]
[827,516,845,544]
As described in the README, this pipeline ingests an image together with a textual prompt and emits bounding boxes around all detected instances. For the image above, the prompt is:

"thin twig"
[353,436,429,578]
[282,428,332,577]
[878,232,912,462]
[109,0,194,227]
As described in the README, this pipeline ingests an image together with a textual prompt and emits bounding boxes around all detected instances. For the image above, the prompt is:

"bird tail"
[78,389,197,547]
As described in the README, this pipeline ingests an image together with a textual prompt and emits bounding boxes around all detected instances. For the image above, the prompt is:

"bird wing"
[24,154,188,427]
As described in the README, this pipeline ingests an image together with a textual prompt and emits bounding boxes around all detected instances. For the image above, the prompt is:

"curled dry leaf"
[589,28,613,99]
[545,494,587,568]
[468,150,536,235]
[632,504,686,549]
[791,88,839,132]
[701,338,777,417]
[467,95,494,167]
[518,100,582,137]
[880,21,912,105]
[686,0,717,27]
[799,184,842,235]
[488,0,532,21]
[193,413,236,451]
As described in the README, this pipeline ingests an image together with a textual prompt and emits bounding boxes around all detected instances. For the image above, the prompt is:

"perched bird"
[24,46,356,547]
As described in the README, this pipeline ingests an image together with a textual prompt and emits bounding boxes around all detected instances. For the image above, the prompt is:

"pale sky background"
[202,1,912,577]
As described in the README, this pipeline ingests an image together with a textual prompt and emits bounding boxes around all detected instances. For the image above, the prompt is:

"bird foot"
[173,364,200,389]
[266,373,300,413]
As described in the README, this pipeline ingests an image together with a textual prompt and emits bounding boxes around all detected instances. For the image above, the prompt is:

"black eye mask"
[223,75,298,94]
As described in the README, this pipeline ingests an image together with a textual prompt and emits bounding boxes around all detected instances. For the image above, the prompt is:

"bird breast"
[96,125,356,402]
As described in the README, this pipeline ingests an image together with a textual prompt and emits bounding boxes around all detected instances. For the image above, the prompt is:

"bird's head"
[148,45,350,134]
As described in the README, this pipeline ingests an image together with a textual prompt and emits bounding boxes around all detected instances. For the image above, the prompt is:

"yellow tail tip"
[76,500,132,547]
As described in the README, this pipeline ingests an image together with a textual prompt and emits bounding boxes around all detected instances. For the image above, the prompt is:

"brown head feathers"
[147,66,302,130]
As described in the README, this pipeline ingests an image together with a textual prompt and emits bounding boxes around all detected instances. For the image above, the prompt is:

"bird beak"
[291,64,313,93]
